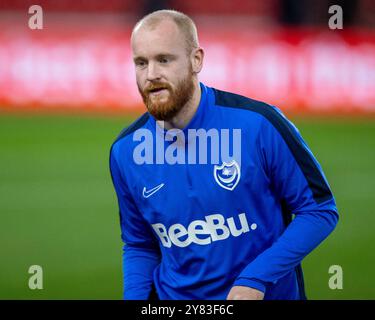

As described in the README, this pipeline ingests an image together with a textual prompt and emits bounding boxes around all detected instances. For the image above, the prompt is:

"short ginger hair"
[131,9,199,53]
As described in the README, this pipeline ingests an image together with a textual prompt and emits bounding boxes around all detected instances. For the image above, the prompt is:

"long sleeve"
[110,145,161,300]
[233,109,339,294]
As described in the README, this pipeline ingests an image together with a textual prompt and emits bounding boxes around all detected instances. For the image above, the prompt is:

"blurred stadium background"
[0,0,374,299]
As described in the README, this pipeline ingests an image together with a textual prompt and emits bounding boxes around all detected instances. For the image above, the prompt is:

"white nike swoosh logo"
[142,183,165,198]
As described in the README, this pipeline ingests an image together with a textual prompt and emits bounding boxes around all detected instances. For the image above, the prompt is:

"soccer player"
[109,10,338,300]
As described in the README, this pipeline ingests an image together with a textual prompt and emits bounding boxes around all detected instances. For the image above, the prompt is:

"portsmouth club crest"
[213,160,241,191]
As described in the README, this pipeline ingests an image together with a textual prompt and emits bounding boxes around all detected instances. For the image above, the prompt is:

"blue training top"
[109,82,338,300]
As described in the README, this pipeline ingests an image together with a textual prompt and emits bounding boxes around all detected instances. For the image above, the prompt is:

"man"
[109,9,338,300]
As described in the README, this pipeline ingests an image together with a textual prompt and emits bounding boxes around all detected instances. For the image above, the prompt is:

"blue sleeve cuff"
[232,278,267,294]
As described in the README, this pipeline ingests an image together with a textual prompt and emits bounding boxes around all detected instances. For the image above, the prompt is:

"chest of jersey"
[125,129,277,249]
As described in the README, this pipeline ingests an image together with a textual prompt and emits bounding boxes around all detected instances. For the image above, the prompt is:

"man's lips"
[148,88,169,96]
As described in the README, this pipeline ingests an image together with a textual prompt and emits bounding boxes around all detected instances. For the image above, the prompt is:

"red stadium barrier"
[0,19,374,114]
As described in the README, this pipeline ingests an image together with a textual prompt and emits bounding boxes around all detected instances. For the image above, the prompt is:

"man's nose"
[147,62,161,81]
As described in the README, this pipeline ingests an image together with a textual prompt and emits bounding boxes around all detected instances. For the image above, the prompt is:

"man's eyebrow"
[133,53,177,62]
[155,53,176,59]
[133,56,146,62]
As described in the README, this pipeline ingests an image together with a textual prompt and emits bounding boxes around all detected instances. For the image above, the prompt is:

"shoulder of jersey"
[212,87,281,121]
[112,112,150,146]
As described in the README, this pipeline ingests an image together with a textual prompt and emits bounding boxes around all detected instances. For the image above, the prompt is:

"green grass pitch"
[0,113,374,299]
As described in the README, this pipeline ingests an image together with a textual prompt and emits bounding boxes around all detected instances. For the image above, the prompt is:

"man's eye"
[136,61,146,67]
[159,58,168,64]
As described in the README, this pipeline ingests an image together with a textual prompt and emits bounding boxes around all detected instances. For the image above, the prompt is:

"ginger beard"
[138,67,195,121]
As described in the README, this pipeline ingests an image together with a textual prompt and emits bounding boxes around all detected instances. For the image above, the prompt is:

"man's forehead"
[132,19,181,43]
[131,20,185,56]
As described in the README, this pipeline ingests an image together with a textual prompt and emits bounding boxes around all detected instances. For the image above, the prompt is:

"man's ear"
[191,47,204,74]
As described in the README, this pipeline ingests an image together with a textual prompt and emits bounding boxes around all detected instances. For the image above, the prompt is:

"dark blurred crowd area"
[0,0,374,28]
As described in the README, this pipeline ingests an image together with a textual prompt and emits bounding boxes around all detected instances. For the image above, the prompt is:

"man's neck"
[157,80,201,130]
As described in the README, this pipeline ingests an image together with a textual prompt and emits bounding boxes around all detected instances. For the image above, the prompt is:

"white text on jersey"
[151,213,255,248]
